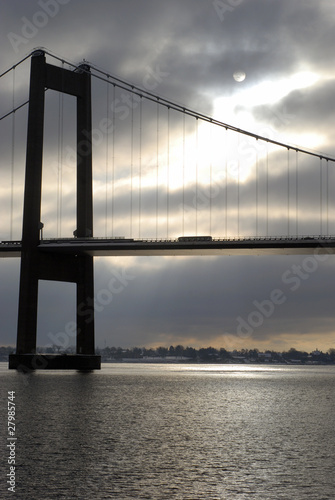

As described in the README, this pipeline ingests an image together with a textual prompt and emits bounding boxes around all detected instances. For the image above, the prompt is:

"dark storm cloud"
[248,78,335,153]
[1,0,335,351]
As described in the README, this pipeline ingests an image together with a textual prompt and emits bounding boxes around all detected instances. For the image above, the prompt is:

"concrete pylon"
[9,50,100,370]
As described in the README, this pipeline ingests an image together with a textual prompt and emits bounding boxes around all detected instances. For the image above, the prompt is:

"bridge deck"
[1,237,335,257]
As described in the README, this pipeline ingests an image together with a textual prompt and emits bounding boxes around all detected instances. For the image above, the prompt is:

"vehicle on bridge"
[177,236,212,242]
[0,241,21,245]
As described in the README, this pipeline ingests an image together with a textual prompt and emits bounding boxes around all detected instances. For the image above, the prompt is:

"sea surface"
[1,363,335,500]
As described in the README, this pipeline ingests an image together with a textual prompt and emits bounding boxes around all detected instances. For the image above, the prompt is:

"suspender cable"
[295,150,298,237]
[130,93,134,238]
[57,93,61,237]
[156,101,159,238]
[111,84,116,236]
[256,146,259,236]
[209,121,213,236]
[266,143,269,237]
[326,160,329,235]
[237,134,240,237]
[10,67,15,240]
[105,76,110,237]
[57,62,64,237]
[287,148,290,236]
[182,112,186,236]
[139,96,142,238]
[320,158,323,236]
[195,117,199,235]
[167,107,170,239]
[225,128,228,239]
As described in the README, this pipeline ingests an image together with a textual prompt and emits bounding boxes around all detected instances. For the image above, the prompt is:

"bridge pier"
[9,50,100,370]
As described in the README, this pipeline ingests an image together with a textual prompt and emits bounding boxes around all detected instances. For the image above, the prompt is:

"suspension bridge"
[1,49,334,369]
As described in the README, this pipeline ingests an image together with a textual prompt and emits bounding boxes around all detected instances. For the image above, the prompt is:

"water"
[1,363,335,499]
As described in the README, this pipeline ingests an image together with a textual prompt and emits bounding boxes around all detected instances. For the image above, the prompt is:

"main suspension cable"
[0,101,29,121]
[4,49,335,164]
[0,53,31,80]
[84,62,335,164]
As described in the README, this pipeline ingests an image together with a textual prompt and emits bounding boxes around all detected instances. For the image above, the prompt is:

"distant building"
[258,351,272,361]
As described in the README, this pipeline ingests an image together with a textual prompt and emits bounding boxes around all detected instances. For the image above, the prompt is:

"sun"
[233,71,246,82]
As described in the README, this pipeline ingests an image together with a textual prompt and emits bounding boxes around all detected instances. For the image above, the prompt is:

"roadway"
[1,236,335,257]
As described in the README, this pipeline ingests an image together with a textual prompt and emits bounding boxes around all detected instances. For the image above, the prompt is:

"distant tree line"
[96,345,335,364]
[1,345,335,364]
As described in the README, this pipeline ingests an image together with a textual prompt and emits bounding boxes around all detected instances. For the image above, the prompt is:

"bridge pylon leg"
[77,255,95,355]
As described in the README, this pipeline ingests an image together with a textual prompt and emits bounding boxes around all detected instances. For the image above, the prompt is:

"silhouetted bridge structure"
[1,49,335,370]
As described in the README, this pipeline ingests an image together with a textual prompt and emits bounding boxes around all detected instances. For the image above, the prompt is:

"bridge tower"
[9,50,100,370]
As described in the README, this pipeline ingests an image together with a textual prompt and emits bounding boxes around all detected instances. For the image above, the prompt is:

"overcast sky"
[1,0,335,352]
